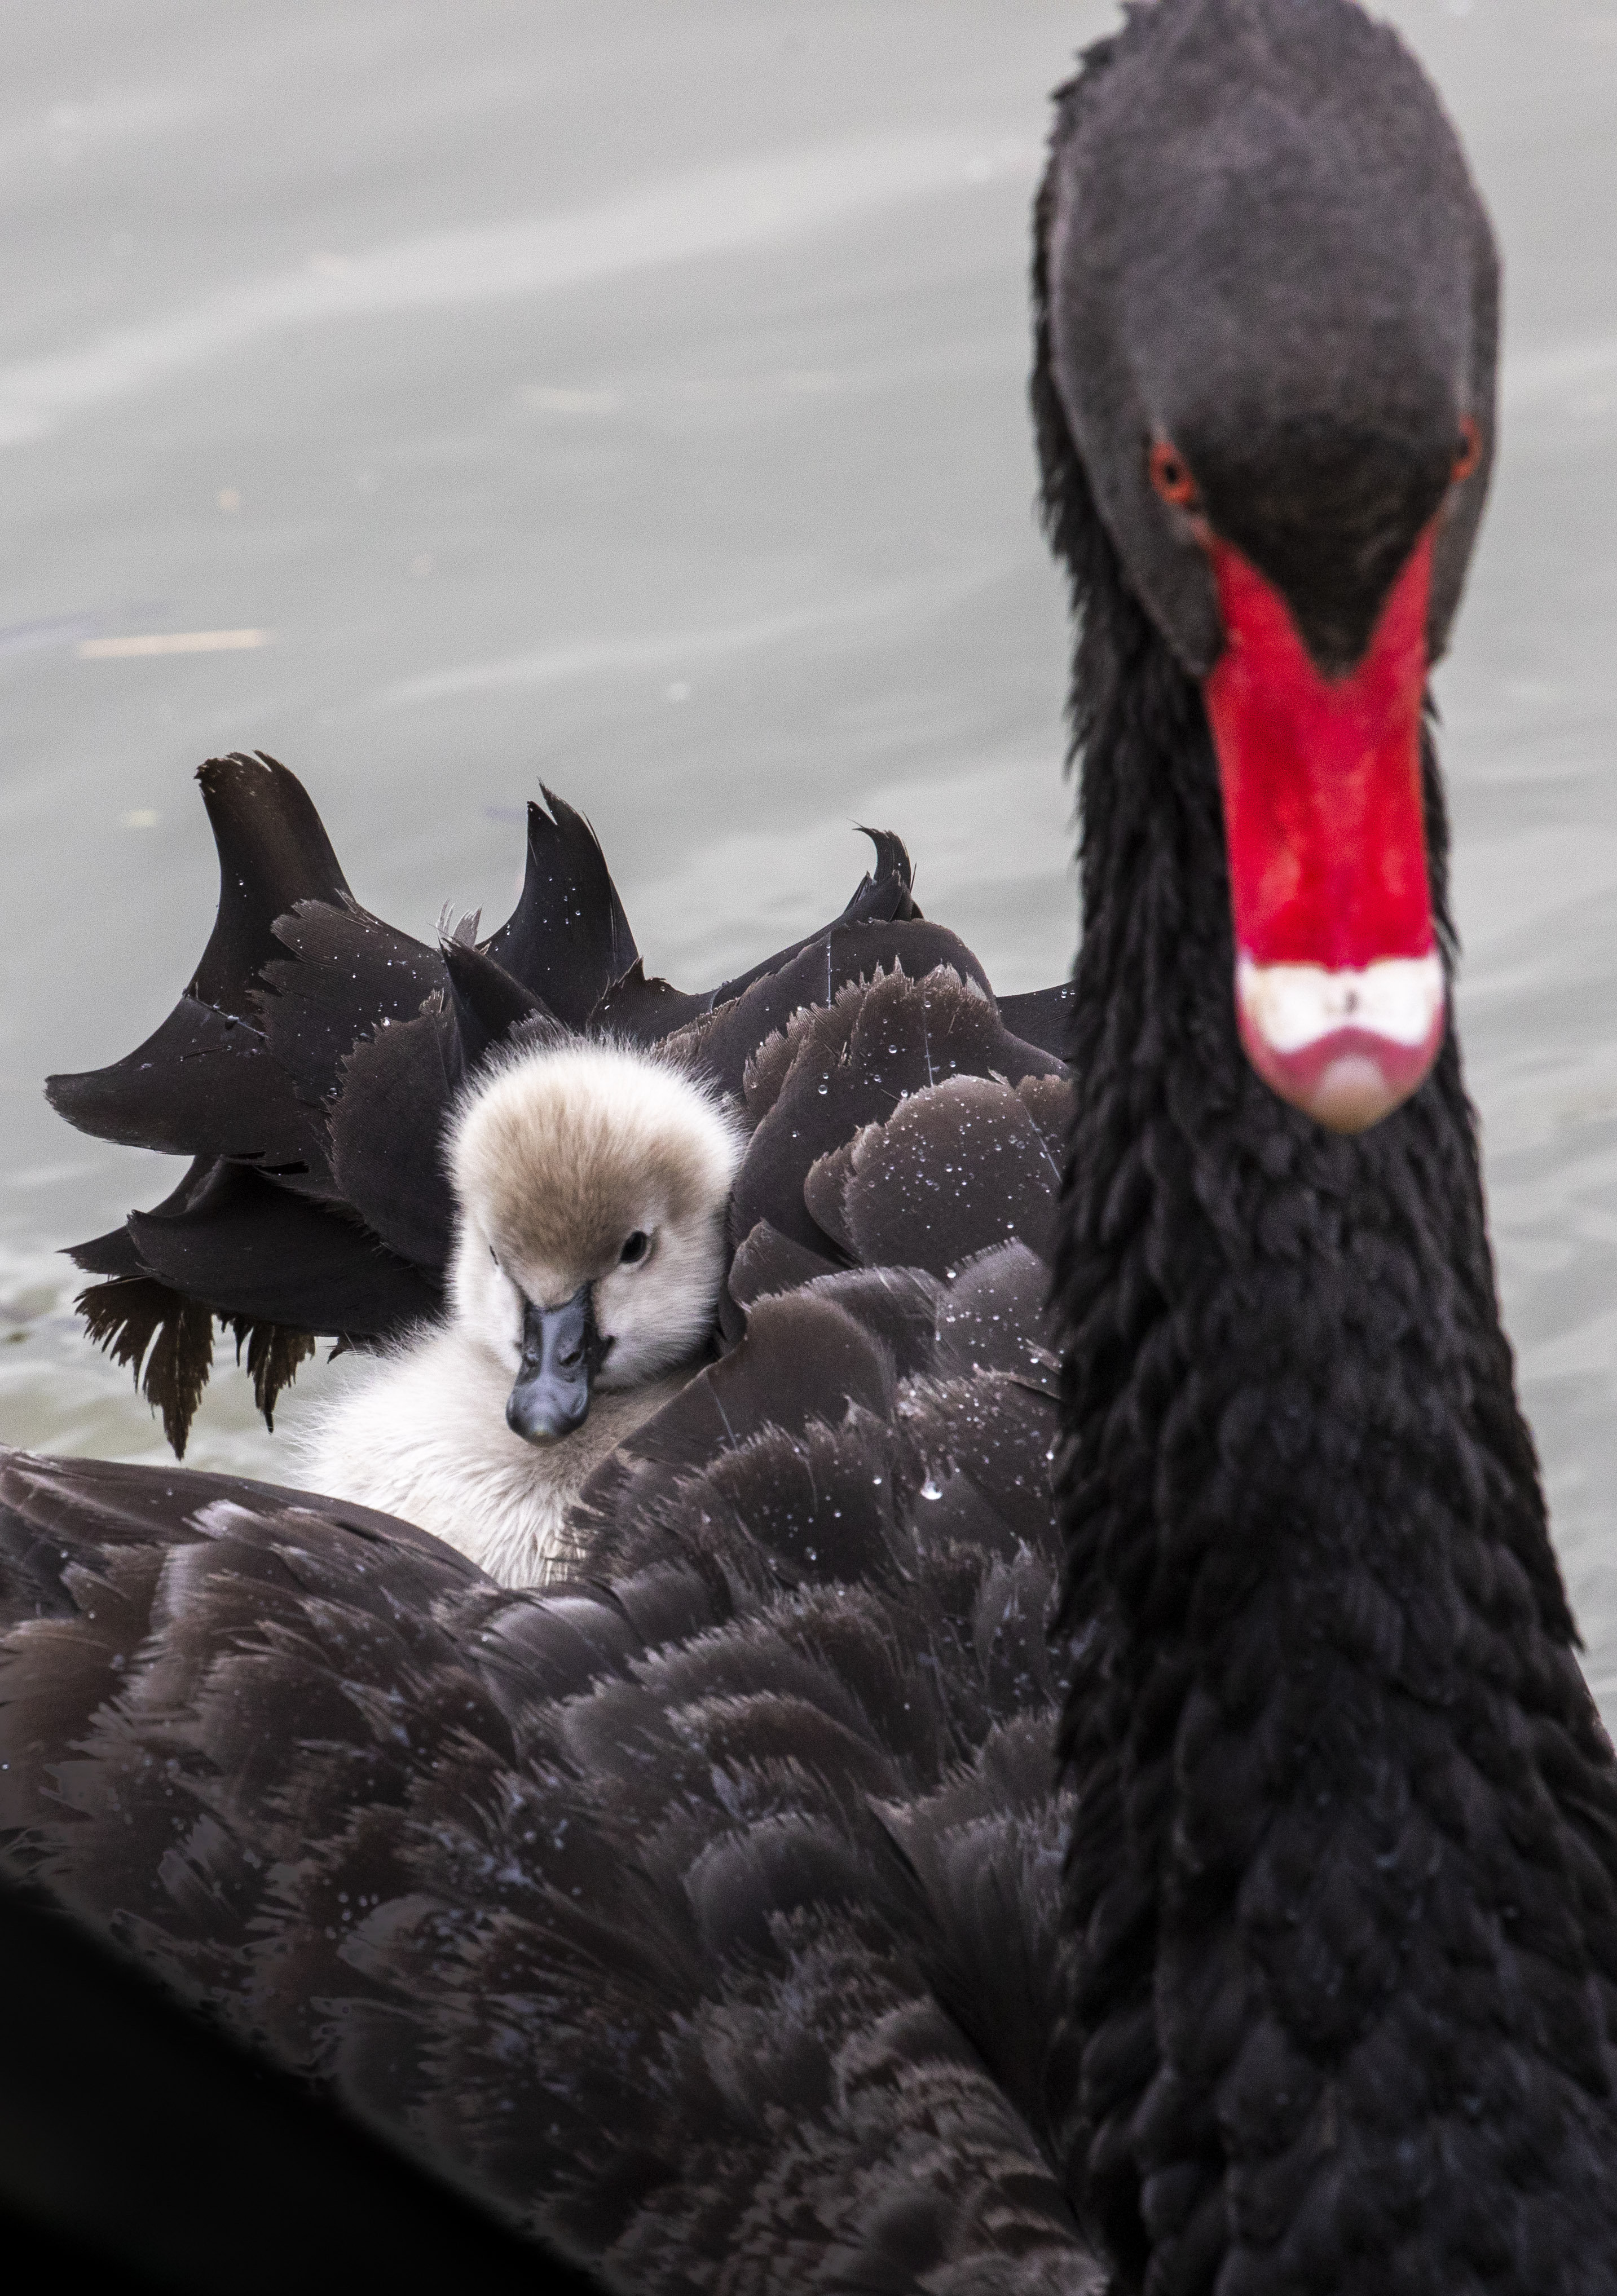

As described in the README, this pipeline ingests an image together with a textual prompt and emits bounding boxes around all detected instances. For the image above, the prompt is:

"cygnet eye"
[619,1230,650,1266]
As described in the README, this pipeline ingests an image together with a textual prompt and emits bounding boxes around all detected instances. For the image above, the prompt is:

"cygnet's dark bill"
[505,1284,609,1442]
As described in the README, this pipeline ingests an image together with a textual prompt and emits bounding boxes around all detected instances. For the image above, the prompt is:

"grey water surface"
[2,2,1615,1707]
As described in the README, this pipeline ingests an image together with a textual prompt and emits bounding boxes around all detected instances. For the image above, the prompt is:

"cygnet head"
[447,1038,743,1445]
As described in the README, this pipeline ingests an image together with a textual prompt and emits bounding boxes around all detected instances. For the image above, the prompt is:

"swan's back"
[0,1238,1093,2288]
[5,750,1094,2284]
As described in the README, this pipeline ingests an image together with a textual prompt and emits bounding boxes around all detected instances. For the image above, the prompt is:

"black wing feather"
[818,1075,1066,1277]
[44,751,350,1168]
[45,996,329,1169]
[127,1160,440,1335]
[188,750,353,1012]
[440,937,562,1065]
[587,958,715,1044]
[698,920,997,1103]
[995,982,1076,1063]
[257,901,447,1110]
[730,964,1064,1256]
[328,1002,464,1272]
[480,789,638,1028]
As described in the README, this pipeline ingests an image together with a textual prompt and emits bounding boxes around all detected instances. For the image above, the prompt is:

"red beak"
[1202,529,1445,1132]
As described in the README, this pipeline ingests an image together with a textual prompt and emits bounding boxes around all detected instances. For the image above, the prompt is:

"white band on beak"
[1236,952,1445,1054]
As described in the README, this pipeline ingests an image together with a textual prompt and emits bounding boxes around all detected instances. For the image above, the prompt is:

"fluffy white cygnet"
[294,1036,743,1585]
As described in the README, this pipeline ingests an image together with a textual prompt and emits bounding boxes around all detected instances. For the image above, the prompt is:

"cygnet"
[294,1036,743,1584]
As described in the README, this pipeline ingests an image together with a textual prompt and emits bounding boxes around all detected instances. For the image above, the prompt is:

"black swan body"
[5,3,1617,2290]
[13,783,1090,2286]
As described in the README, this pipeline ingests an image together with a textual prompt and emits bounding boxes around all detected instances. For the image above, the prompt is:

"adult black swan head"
[1037,0,1617,2283]
[2,4,1615,2293]
[1041,0,1495,1138]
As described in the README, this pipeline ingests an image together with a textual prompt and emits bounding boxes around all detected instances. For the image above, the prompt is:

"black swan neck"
[1044,437,1617,2294]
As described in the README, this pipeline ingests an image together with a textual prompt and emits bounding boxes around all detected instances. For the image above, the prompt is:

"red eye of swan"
[1149,439,1199,509]
[1452,415,1482,483]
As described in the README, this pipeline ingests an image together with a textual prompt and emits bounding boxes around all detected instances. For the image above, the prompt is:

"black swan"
[5,2,1617,2289]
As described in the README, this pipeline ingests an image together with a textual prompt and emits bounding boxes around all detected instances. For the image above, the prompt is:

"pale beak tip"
[1297,1050,1419,1134]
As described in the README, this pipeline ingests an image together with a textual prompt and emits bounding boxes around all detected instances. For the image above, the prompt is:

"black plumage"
[0,1241,1091,2288]
[124,1156,439,1337]
[1032,4,1617,2286]
[726,957,1059,1256]
[997,983,1076,1063]
[481,786,639,1027]
[0,1874,584,2294]
[47,753,1061,1455]
[440,933,559,1065]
